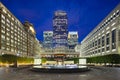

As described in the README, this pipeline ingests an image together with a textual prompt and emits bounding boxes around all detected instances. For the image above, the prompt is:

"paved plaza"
[0,67,120,80]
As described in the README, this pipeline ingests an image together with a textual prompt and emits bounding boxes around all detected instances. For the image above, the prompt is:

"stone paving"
[0,67,120,80]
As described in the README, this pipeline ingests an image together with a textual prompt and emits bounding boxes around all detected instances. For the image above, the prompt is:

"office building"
[53,10,68,52]
[23,21,36,57]
[80,4,120,57]
[41,10,79,65]
[0,2,36,57]
[43,31,53,50]
[68,31,78,50]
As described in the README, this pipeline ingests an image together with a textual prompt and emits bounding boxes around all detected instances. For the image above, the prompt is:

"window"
[102,48,105,52]
[106,46,110,51]
[98,39,101,48]
[6,47,10,51]
[7,23,10,27]
[95,40,97,46]
[98,49,100,53]
[12,17,14,21]
[6,19,10,23]
[1,35,5,39]
[6,42,10,45]
[11,48,14,52]
[1,25,5,29]
[106,33,110,51]
[102,36,105,46]
[11,26,14,30]
[11,22,14,26]
[95,50,97,54]
[1,14,5,19]
[106,33,110,45]
[1,46,5,50]
[6,33,10,36]
[118,30,120,41]
[6,37,10,41]
[1,19,5,24]
[11,31,13,34]
[8,14,11,18]
[11,39,14,43]
[112,29,116,49]
[1,30,5,34]
[2,9,7,13]
[6,28,10,32]
[15,37,17,40]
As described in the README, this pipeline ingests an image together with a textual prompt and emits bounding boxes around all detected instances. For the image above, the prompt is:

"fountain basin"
[30,65,90,73]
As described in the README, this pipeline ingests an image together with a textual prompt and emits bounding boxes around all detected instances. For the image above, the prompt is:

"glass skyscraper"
[68,31,78,49]
[53,10,68,50]
[43,31,53,49]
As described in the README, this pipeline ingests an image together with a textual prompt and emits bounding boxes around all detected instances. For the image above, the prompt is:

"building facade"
[53,10,68,51]
[34,38,43,58]
[68,31,78,50]
[23,21,36,57]
[41,10,79,65]
[80,4,120,57]
[0,2,36,57]
[43,31,53,52]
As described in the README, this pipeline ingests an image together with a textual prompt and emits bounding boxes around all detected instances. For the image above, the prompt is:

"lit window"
[1,30,5,34]
[15,20,18,24]
[6,33,10,36]
[6,42,10,45]
[6,47,10,51]
[1,14,5,19]
[11,48,14,52]
[1,19,5,24]
[7,28,10,31]
[2,9,7,13]
[11,35,13,38]
[1,25,5,29]
[11,26,14,30]
[8,14,11,18]
[1,46,5,50]
[7,23,10,27]
[6,37,10,41]
[1,35,5,39]
[15,37,17,40]
[11,39,14,43]
[12,17,14,21]
[11,22,14,26]
[15,26,17,29]
[6,19,10,23]
[11,31,13,34]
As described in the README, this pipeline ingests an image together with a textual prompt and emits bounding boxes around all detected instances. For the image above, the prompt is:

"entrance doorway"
[57,61,63,65]
[54,54,65,65]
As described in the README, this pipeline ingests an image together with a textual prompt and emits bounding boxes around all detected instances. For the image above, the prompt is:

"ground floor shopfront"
[41,53,79,65]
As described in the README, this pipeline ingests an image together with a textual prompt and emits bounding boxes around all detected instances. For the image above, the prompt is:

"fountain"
[30,58,90,73]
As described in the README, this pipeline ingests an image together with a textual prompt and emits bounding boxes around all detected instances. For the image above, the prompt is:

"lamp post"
[14,53,19,68]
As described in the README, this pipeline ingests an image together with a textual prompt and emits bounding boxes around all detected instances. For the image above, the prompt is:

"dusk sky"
[1,0,120,42]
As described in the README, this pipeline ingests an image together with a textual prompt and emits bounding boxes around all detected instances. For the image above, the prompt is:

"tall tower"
[53,10,68,52]
[68,31,78,49]
[43,31,53,49]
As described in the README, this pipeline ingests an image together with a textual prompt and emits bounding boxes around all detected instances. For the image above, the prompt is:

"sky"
[1,0,120,42]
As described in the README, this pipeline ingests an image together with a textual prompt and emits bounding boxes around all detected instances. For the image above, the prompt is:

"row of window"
[1,5,36,56]
[1,26,26,39]
[82,29,118,55]
[1,14,26,35]
[2,8,18,22]
[84,10,120,42]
